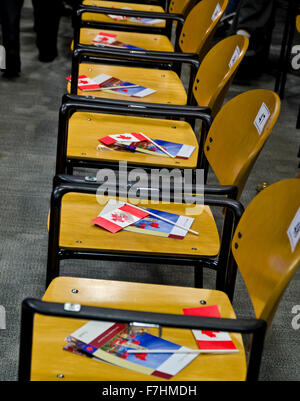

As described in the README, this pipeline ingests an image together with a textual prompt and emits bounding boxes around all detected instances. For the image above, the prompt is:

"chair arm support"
[76,5,185,24]
[59,98,212,124]
[204,185,238,199]
[23,298,266,334]
[51,177,244,221]
[61,93,211,116]
[72,44,200,69]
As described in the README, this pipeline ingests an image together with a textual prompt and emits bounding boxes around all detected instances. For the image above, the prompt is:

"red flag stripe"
[119,204,149,219]
[99,32,117,38]
[197,340,237,350]
[92,216,123,233]
[99,136,117,146]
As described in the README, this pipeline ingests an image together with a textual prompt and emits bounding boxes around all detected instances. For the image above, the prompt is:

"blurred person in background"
[0,0,24,78]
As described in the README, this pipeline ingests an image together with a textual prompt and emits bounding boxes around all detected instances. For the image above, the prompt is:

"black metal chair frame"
[55,93,213,179]
[46,174,243,301]
[18,297,267,382]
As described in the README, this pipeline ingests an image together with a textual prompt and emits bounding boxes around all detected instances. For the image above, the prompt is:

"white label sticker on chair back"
[287,207,300,252]
[211,3,221,21]
[229,46,241,69]
[254,103,271,135]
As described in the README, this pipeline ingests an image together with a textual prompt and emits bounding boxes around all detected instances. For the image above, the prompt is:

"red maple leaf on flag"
[117,135,133,140]
[135,353,148,361]
[201,330,220,338]
[119,352,129,360]
[111,213,128,223]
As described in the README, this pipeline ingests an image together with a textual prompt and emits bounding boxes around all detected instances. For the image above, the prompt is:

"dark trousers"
[233,0,276,51]
[0,0,24,72]
[31,0,62,56]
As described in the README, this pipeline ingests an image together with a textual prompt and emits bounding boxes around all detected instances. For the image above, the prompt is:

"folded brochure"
[183,305,238,352]
[64,320,197,379]
[93,200,195,239]
[98,133,195,159]
[108,7,164,25]
[66,73,156,97]
[92,31,145,50]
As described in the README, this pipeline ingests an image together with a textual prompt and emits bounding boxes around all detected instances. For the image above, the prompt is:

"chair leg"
[194,264,203,288]
[296,105,300,129]
[46,247,60,289]
[279,17,296,99]
[275,0,297,99]
[274,2,291,93]
[66,161,74,175]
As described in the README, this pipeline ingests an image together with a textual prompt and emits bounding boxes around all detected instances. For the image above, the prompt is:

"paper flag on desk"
[92,201,149,233]
[108,7,163,25]
[92,32,145,50]
[66,74,103,91]
[183,305,238,352]
[99,132,150,147]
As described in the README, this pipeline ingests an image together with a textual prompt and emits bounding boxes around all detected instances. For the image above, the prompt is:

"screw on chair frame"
[46,175,243,297]
[18,297,267,382]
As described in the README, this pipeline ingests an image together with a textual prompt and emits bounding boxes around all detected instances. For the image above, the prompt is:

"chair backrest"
[232,179,300,328]
[193,34,249,118]
[179,0,228,54]
[169,0,198,15]
[204,89,281,199]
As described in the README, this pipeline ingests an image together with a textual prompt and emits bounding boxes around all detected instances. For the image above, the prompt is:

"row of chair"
[18,0,300,382]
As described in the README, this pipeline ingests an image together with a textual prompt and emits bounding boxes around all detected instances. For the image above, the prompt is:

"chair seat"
[82,1,166,28]
[58,193,220,257]
[67,112,199,169]
[30,277,247,381]
[78,27,174,51]
[67,64,187,105]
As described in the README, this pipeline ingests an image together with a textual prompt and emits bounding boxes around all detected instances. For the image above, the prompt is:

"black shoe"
[2,69,20,78]
[38,50,58,62]
[2,50,21,78]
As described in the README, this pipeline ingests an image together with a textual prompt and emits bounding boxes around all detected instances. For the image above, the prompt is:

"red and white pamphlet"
[182,305,238,352]
[92,201,149,233]
[99,132,150,147]
[67,73,156,97]
[66,74,105,91]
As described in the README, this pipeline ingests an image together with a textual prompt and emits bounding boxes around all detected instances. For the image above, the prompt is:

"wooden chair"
[19,178,300,381]
[70,0,229,104]
[47,89,280,293]
[74,0,200,46]
[69,33,247,113]
[58,35,249,176]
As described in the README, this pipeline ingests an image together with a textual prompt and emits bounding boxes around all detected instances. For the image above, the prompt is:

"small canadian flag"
[99,132,149,146]
[183,305,238,352]
[92,200,149,233]
[66,75,101,91]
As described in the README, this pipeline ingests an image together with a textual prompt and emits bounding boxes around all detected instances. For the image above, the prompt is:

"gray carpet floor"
[0,2,299,381]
